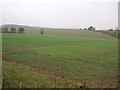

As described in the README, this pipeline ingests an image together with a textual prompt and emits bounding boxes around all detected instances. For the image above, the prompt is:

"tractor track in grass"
[2,57,85,88]
[2,58,119,88]
[2,57,65,79]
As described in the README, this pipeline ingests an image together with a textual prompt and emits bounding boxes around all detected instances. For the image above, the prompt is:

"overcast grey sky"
[0,0,119,29]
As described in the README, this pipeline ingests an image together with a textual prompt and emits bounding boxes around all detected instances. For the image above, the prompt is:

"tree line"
[2,27,25,33]
[79,26,95,31]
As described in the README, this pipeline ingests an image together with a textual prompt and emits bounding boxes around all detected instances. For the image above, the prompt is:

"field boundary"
[95,30,120,38]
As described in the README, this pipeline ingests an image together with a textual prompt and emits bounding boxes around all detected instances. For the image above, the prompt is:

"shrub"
[83,28,87,30]
[18,28,25,33]
[108,29,113,31]
[10,28,16,33]
[79,28,82,30]
[88,26,95,31]
[40,29,44,35]
[2,27,9,33]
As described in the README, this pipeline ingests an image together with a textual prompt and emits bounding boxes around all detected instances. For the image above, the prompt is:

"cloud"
[1,0,118,29]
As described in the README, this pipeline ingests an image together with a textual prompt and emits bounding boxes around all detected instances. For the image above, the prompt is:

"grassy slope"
[2,30,118,88]
[3,61,76,88]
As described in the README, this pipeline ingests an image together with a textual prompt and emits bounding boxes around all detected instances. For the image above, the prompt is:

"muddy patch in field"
[93,74,119,88]
[2,58,26,65]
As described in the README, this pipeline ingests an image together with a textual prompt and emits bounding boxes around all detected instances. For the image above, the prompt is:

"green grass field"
[2,29,118,88]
